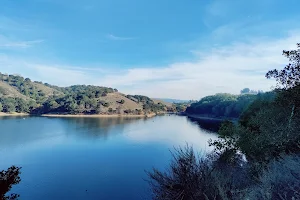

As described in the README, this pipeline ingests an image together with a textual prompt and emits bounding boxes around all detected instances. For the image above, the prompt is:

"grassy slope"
[0,81,30,100]
[32,82,64,97]
[98,92,143,111]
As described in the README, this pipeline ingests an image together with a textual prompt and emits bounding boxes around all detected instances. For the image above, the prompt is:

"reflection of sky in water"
[124,116,217,151]
[0,115,218,200]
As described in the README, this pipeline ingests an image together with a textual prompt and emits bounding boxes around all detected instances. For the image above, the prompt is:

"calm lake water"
[0,115,217,200]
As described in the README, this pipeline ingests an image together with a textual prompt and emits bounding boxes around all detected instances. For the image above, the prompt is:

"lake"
[0,115,218,200]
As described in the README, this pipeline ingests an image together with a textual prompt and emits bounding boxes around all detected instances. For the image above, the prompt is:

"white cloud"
[1,31,299,100]
[32,65,92,85]
[0,34,43,49]
[96,31,299,99]
[106,34,136,41]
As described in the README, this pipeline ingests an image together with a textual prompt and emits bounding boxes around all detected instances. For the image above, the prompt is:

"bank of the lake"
[0,112,157,118]
[186,113,238,122]
[0,112,29,116]
[41,113,157,118]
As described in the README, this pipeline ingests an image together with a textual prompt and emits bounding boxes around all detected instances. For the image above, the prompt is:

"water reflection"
[0,116,144,149]
[0,116,218,149]
[124,115,217,150]
[187,117,222,132]
[58,117,143,140]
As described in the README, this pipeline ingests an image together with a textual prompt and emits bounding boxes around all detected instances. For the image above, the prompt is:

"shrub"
[146,145,251,200]
[118,99,125,104]
[248,154,300,200]
[0,166,22,200]
[102,102,110,107]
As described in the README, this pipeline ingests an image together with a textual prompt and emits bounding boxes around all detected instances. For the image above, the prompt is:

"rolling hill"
[0,72,175,115]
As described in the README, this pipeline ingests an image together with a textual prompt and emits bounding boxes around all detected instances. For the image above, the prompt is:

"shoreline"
[186,114,238,122]
[0,112,158,118]
[42,113,157,118]
[0,112,29,117]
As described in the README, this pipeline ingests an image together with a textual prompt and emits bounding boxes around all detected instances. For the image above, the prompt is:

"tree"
[118,99,125,104]
[0,103,2,112]
[3,102,16,113]
[0,166,22,200]
[95,104,102,114]
[116,106,123,115]
[266,43,300,130]
[266,43,300,89]
[241,88,250,94]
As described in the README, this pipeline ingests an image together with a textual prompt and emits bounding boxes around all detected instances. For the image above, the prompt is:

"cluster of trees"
[148,43,300,200]
[240,88,264,94]
[52,85,114,98]
[127,95,167,113]
[0,75,123,114]
[37,85,115,114]
[0,98,36,113]
[126,95,153,104]
[186,93,259,118]
[0,74,58,104]
[0,74,169,115]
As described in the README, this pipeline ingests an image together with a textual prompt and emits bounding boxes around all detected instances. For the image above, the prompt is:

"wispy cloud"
[97,31,300,99]
[106,34,136,41]
[0,39,44,49]
[1,31,299,99]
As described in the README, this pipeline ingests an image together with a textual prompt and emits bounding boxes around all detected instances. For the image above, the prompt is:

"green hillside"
[0,72,172,115]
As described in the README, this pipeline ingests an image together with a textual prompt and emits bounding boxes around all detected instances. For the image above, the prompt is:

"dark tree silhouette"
[0,166,21,200]
[240,88,250,94]
[266,43,300,89]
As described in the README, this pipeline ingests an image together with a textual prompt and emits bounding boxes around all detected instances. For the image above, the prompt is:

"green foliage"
[0,98,19,113]
[248,155,300,200]
[241,88,250,94]
[0,74,50,104]
[149,44,300,200]
[0,72,168,115]
[0,166,22,200]
[102,102,109,107]
[147,145,251,200]
[126,95,168,113]
[186,93,257,118]
[126,95,153,104]
[118,99,125,104]
[266,43,300,89]
[172,103,188,112]
[0,73,118,114]
[0,103,2,112]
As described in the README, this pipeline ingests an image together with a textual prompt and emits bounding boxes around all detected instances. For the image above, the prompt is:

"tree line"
[185,92,263,119]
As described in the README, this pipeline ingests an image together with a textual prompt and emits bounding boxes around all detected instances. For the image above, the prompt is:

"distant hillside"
[0,72,176,115]
[185,92,275,119]
[154,98,190,104]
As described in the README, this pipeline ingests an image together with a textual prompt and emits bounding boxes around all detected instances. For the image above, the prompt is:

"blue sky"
[0,0,300,99]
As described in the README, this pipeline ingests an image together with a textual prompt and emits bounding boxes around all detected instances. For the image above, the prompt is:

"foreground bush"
[0,166,21,200]
[248,154,300,200]
[146,146,252,200]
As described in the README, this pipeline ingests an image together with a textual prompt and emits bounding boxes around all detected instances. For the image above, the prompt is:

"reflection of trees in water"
[62,117,144,139]
[187,117,221,132]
